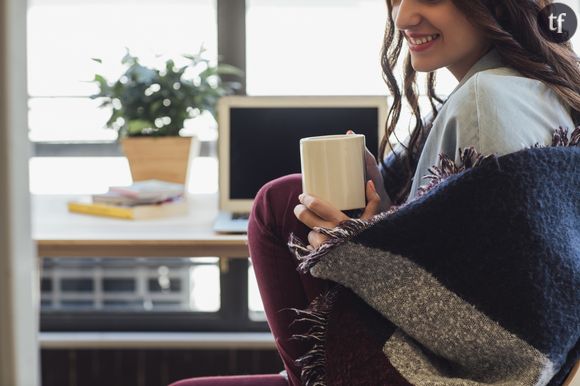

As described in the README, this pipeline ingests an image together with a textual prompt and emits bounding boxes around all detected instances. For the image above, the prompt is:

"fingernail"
[346,130,355,135]
[298,193,304,202]
[369,180,376,191]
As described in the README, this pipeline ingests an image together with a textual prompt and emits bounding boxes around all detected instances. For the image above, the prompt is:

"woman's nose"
[393,0,421,30]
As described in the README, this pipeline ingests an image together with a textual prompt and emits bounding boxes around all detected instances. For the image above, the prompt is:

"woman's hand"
[347,130,392,212]
[294,179,382,250]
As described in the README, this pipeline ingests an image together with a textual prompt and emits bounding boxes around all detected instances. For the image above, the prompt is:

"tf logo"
[538,3,577,43]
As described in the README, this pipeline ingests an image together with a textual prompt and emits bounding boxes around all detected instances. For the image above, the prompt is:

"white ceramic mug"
[300,134,366,211]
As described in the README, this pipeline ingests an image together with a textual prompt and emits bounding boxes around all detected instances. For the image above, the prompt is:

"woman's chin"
[412,67,431,73]
[410,59,441,73]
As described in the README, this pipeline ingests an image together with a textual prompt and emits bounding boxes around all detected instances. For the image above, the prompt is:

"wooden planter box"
[121,136,199,185]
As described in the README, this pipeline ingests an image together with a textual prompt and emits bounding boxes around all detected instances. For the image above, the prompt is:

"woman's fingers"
[363,148,381,188]
[348,129,390,211]
[365,149,392,212]
[361,180,382,220]
[308,230,329,249]
[293,204,336,229]
[298,193,349,223]
[304,181,379,249]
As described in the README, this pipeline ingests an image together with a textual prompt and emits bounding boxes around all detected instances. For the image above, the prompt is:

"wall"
[0,0,40,384]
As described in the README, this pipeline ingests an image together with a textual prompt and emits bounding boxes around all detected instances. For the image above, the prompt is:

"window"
[27,0,217,143]
[246,0,388,96]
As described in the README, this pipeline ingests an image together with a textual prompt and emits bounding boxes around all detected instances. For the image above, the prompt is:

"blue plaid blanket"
[289,127,580,386]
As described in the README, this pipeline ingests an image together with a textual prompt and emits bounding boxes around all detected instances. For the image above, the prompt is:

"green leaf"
[165,59,176,73]
[127,119,154,135]
[97,100,111,108]
[93,74,108,85]
[131,65,157,84]
[216,64,245,77]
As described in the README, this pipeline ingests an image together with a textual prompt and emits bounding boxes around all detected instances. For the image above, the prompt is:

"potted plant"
[91,47,242,184]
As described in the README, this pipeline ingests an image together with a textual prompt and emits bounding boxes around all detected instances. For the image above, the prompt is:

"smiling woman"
[380,0,580,202]
[239,0,580,385]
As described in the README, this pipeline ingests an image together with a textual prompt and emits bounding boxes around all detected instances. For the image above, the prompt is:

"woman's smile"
[406,33,440,52]
[392,0,491,79]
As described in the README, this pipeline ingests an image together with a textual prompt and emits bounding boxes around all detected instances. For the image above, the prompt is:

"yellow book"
[67,198,188,220]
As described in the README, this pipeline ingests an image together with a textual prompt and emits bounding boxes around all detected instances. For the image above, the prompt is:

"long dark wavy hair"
[380,0,580,199]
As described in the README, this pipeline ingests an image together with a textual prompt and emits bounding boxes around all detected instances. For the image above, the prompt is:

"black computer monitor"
[226,102,384,200]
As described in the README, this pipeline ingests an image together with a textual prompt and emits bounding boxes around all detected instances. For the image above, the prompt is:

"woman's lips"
[407,33,440,52]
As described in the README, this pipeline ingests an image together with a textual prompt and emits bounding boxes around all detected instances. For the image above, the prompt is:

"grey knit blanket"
[288,126,580,386]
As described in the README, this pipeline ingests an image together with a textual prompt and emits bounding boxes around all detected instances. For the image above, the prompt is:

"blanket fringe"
[289,210,392,274]
[416,124,579,198]
[570,126,580,146]
[549,125,580,147]
[417,146,496,197]
[533,125,580,148]
[287,287,339,386]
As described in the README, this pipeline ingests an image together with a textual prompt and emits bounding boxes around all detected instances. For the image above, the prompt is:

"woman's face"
[391,0,491,80]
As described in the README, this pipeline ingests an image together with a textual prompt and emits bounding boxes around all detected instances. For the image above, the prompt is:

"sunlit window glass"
[27,0,217,142]
[246,0,388,96]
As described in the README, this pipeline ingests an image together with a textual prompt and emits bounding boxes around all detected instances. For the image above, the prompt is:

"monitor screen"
[229,107,381,200]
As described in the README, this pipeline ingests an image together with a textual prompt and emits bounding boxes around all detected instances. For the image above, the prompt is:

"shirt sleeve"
[406,68,573,201]
[448,71,567,161]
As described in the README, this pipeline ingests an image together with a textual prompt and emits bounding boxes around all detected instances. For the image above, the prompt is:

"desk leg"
[220,257,229,274]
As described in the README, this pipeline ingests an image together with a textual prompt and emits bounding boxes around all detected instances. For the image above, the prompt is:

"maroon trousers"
[248,174,333,385]
[170,174,329,386]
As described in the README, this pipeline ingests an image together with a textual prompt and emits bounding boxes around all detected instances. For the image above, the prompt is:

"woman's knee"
[249,173,303,236]
[256,174,302,202]
[252,174,302,217]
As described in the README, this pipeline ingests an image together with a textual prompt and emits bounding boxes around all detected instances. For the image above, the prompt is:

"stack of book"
[68,180,188,220]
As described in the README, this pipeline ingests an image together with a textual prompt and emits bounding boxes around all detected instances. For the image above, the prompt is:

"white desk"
[30,156,249,259]
[33,193,249,258]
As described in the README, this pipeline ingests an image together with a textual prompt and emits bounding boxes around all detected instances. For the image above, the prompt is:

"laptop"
[213,96,387,234]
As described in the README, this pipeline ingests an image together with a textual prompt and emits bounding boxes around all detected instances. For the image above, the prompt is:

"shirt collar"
[448,47,504,97]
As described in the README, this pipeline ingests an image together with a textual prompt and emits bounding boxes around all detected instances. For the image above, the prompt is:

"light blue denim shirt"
[407,48,575,200]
